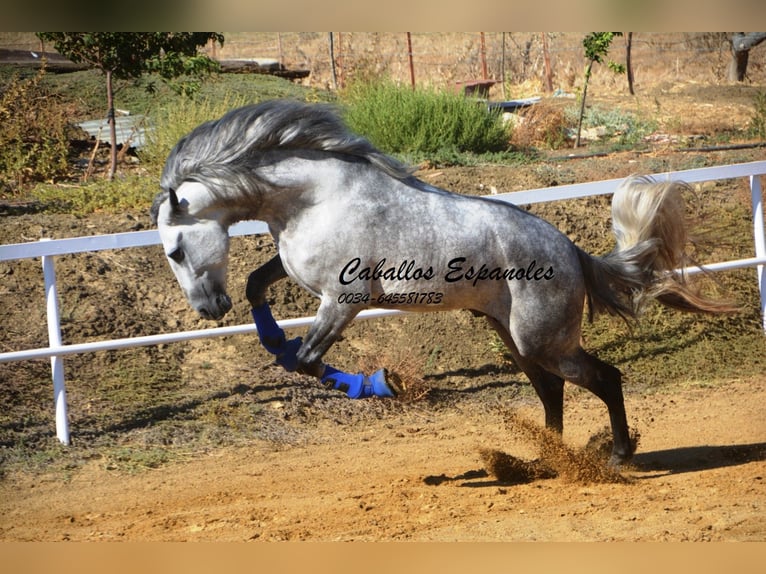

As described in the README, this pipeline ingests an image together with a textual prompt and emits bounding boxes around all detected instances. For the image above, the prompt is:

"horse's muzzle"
[198,293,233,320]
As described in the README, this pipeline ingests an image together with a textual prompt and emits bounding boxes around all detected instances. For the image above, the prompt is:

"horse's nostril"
[218,293,233,313]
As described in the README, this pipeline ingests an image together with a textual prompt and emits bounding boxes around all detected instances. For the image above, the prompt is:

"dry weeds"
[358,351,432,404]
[510,98,571,150]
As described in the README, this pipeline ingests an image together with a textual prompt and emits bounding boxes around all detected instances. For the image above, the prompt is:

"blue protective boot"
[252,304,396,397]
[251,304,285,354]
[366,368,396,398]
[251,304,301,372]
[321,366,396,399]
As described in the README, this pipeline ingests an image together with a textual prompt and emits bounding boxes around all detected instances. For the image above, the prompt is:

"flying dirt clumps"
[478,448,557,484]
[480,410,641,485]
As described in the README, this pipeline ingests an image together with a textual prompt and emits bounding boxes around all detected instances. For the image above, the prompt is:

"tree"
[575,32,625,148]
[36,32,224,179]
[625,32,634,96]
[728,32,766,82]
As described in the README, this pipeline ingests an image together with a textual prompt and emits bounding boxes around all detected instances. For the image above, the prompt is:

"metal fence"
[1,161,765,445]
[5,32,761,93]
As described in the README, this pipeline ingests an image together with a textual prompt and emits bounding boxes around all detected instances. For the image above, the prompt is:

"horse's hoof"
[274,337,302,372]
[321,367,398,399]
[321,368,366,399]
[608,452,633,468]
[366,369,397,398]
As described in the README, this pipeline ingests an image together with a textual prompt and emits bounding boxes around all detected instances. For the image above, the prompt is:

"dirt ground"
[1,82,766,541]
[1,376,765,542]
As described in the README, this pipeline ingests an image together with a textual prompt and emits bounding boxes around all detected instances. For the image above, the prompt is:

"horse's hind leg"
[487,316,632,466]
[486,316,565,433]
[559,349,633,465]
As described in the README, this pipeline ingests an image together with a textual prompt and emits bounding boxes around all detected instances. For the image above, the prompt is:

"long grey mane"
[159,99,414,200]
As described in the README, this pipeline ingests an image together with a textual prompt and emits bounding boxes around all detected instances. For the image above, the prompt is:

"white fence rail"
[2,161,765,445]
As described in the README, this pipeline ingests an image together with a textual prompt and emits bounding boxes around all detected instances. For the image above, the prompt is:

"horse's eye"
[168,248,185,263]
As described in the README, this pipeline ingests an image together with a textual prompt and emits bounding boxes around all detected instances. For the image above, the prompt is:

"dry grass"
[510,98,571,149]
[357,351,432,404]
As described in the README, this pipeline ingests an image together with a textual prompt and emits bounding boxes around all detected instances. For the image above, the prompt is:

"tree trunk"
[106,69,117,180]
[728,32,766,82]
[728,49,750,82]
[575,60,593,148]
[626,32,635,95]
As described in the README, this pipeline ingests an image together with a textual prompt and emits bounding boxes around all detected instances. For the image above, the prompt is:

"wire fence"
[3,32,763,98]
[207,32,762,96]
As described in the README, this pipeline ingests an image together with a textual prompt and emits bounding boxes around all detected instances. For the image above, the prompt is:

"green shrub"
[0,68,73,194]
[341,80,511,158]
[748,90,766,140]
[30,174,158,215]
[138,92,249,171]
[564,103,655,148]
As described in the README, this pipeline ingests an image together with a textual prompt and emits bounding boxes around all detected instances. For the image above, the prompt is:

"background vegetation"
[2,59,763,215]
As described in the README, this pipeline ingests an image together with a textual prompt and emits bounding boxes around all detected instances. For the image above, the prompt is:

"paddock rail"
[1,161,765,445]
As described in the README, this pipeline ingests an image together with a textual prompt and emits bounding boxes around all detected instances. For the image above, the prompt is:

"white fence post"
[41,240,70,445]
[751,174,766,332]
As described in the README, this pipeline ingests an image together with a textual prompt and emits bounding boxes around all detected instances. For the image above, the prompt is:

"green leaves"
[582,32,623,65]
[36,32,223,83]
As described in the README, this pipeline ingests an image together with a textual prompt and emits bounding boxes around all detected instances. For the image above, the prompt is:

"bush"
[341,80,511,158]
[748,90,766,140]
[563,103,656,148]
[30,174,159,215]
[0,68,73,194]
[511,99,570,150]
[138,92,249,172]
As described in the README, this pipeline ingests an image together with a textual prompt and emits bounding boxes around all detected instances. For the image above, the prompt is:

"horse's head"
[151,181,233,321]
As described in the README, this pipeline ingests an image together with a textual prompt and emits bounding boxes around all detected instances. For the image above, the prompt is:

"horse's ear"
[168,188,180,211]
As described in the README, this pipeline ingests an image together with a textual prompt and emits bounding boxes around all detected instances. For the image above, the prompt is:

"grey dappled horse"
[150,99,730,465]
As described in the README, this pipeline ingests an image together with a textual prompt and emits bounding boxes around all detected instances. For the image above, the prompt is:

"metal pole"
[751,174,766,332]
[41,239,70,445]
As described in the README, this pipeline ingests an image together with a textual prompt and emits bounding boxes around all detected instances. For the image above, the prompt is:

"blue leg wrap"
[321,366,395,399]
[251,304,301,372]
[252,304,395,398]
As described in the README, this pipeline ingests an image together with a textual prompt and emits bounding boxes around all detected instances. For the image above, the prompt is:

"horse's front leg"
[294,297,396,398]
[248,264,395,398]
[247,254,304,369]
[246,254,288,308]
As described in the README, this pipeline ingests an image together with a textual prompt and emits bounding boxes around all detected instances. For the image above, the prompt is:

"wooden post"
[479,32,487,80]
[407,32,415,90]
[542,32,553,92]
[328,32,337,90]
[480,32,488,80]
[337,32,344,89]
[501,32,507,100]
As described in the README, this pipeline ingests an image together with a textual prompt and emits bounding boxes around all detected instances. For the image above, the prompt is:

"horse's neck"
[200,153,372,228]
[176,182,254,228]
